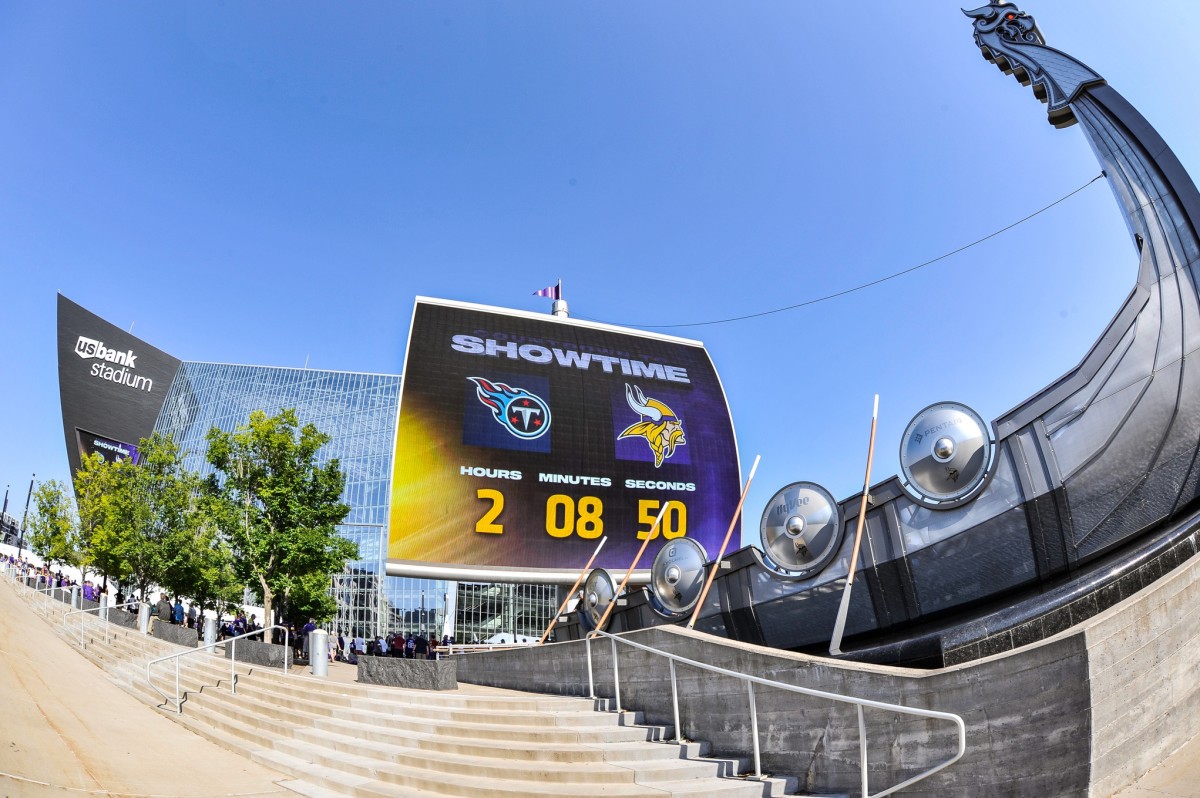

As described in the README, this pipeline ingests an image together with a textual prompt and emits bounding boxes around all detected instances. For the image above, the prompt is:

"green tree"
[28,479,85,576]
[205,408,356,627]
[100,433,205,601]
[74,452,128,589]
[165,492,244,617]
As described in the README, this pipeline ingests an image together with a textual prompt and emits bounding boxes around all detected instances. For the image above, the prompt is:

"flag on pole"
[533,281,561,301]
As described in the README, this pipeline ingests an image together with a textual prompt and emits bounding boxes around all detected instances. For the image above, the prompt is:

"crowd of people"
[4,553,459,667]
[3,554,89,595]
[3,553,267,645]
[328,629,452,664]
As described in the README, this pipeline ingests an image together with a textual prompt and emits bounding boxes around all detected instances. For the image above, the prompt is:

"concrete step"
[185,679,672,764]
[279,724,735,785]
[256,743,704,798]
[177,675,789,795]
[35,599,805,797]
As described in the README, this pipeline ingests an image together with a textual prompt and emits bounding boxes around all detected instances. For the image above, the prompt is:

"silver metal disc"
[899,401,994,506]
[760,481,842,576]
[648,537,709,617]
[582,568,617,630]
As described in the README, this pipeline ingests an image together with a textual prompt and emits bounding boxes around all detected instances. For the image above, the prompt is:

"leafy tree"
[166,492,244,618]
[99,433,205,601]
[206,408,356,627]
[28,479,85,576]
[74,452,128,589]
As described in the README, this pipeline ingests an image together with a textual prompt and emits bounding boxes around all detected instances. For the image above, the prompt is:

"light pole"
[17,474,34,558]
[1,485,9,544]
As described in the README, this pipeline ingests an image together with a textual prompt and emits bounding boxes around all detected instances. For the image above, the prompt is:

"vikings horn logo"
[468,377,551,440]
[619,383,685,468]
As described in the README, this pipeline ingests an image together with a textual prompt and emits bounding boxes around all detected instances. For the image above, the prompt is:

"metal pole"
[586,636,595,699]
[1,486,9,543]
[748,681,761,779]
[310,629,329,677]
[670,658,681,743]
[858,704,869,796]
[17,475,34,558]
[204,616,217,647]
[611,636,621,713]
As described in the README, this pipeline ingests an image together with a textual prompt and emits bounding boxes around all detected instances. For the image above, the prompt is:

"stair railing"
[146,625,291,713]
[585,630,966,798]
[63,601,144,648]
[0,566,59,614]
[26,584,71,616]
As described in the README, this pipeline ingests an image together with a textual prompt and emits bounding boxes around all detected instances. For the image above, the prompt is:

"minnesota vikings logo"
[618,383,685,468]
[468,377,551,440]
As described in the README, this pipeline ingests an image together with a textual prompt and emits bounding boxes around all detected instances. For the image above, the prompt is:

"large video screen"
[388,298,741,580]
[76,428,140,465]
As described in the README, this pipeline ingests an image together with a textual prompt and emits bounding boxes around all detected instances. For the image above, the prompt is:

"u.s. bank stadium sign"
[388,297,742,582]
[75,336,153,392]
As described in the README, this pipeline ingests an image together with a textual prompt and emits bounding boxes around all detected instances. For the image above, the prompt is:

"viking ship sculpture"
[570,2,1200,666]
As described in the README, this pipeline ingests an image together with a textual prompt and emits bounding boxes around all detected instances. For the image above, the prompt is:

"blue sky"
[3,2,1198,548]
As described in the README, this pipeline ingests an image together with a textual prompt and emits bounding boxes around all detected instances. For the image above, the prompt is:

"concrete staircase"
[35,599,806,797]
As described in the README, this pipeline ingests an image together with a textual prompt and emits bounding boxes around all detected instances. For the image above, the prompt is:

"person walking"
[154,593,172,633]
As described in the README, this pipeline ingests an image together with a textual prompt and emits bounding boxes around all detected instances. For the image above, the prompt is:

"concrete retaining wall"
[357,656,458,690]
[454,552,1200,797]
[106,608,140,630]
[150,621,197,648]
[224,637,292,669]
[1086,557,1200,796]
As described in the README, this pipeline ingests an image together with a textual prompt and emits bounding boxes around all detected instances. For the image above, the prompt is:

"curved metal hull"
[562,4,1200,666]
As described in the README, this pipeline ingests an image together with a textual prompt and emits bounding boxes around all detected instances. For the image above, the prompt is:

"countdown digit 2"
[475,488,504,534]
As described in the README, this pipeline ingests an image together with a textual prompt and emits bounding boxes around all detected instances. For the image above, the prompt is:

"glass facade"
[153,361,556,641]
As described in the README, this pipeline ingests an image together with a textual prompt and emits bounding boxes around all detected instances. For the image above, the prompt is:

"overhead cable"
[584,172,1106,329]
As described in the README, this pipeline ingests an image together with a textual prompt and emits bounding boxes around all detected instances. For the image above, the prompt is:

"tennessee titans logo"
[468,377,551,440]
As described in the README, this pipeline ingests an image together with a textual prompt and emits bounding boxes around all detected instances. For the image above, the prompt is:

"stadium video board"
[76,429,140,465]
[388,297,741,581]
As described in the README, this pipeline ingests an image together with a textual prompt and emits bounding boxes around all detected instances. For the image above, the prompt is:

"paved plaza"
[3,574,1200,797]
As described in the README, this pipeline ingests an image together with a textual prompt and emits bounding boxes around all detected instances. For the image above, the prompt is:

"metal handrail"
[585,630,966,798]
[146,624,291,713]
[64,601,144,647]
[1,564,66,612]
[27,584,72,616]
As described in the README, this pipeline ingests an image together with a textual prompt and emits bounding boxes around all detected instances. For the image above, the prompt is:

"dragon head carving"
[964,2,1104,128]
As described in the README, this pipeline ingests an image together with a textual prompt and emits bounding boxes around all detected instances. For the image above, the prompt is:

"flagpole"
[17,474,34,559]
[553,277,568,318]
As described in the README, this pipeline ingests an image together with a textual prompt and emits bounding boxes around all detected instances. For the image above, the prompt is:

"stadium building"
[56,293,741,641]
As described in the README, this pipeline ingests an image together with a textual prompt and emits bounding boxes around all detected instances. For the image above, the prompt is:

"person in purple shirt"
[301,619,317,659]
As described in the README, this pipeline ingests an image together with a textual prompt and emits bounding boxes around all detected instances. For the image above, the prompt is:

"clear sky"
[3,2,1198,549]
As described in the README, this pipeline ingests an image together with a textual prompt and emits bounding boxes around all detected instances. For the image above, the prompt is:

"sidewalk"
[0,577,295,797]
